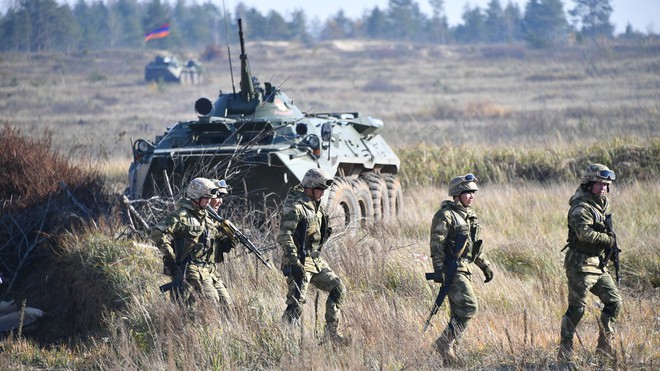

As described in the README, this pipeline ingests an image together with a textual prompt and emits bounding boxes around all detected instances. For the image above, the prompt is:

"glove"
[162,256,177,276]
[432,268,445,284]
[481,265,494,283]
[218,237,235,253]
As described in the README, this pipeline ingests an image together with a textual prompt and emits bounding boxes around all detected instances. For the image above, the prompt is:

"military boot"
[596,329,615,359]
[282,304,302,324]
[435,337,458,366]
[557,338,574,362]
[324,322,351,346]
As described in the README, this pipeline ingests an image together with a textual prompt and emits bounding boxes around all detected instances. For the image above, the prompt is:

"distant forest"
[0,0,653,52]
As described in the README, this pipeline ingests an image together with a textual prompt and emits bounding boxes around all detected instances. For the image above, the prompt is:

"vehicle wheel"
[362,173,390,222]
[383,174,404,219]
[350,178,375,227]
[326,178,360,229]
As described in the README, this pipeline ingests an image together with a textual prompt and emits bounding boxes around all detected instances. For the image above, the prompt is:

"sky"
[224,0,658,34]
[0,0,655,34]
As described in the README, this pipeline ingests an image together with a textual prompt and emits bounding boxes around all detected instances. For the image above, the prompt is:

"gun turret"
[238,19,255,102]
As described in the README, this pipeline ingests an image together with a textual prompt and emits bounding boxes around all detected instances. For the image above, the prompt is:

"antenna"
[222,0,236,94]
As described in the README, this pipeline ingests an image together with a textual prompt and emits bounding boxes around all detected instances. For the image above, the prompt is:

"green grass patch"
[489,248,555,279]
[398,139,660,188]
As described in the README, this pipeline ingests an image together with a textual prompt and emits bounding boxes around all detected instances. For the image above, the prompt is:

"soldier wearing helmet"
[429,173,493,365]
[205,179,238,306]
[209,179,230,213]
[277,168,350,345]
[151,177,230,305]
[558,164,621,362]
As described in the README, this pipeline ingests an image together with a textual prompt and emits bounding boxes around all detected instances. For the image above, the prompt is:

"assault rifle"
[281,219,309,302]
[159,258,188,296]
[205,205,273,269]
[600,214,621,285]
[160,236,199,296]
[423,233,468,332]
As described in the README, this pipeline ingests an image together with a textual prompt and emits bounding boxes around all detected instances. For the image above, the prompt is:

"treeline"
[0,0,650,52]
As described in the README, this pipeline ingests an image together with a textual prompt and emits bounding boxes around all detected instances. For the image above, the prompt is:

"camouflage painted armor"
[277,184,345,326]
[151,198,235,305]
[559,187,621,348]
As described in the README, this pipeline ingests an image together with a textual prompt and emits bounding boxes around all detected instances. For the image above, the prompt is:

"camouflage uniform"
[151,178,236,306]
[430,174,492,364]
[207,179,237,306]
[559,164,621,361]
[278,168,347,342]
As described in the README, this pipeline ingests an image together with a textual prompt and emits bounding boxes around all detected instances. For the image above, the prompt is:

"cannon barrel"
[238,19,255,102]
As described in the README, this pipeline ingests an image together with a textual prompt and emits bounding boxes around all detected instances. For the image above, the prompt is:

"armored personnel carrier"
[145,55,203,85]
[128,20,401,227]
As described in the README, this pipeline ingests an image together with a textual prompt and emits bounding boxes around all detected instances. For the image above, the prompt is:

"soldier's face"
[591,182,608,196]
[210,196,223,211]
[196,197,211,208]
[458,191,475,207]
[312,188,326,201]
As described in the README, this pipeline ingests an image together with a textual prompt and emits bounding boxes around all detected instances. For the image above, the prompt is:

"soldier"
[558,164,621,361]
[278,168,349,345]
[151,177,234,306]
[207,179,238,306]
[429,173,493,365]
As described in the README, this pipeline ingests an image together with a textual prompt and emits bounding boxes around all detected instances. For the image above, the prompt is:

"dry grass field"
[0,38,659,369]
[2,40,658,154]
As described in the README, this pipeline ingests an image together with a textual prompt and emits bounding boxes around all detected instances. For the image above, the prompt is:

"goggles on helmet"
[586,169,616,182]
[596,170,616,181]
[462,173,478,183]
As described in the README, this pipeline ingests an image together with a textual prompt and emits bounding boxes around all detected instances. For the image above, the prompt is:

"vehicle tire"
[362,173,390,222]
[326,178,360,229]
[350,178,375,227]
[384,174,404,219]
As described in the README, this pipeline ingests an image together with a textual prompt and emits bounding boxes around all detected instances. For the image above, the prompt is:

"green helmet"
[581,164,615,185]
[187,178,217,199]
[301,168,334,189]
[448,173,479,197]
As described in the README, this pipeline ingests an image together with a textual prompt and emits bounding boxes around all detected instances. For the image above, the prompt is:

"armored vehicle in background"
[128,20,401,227]
[145,55,203,85]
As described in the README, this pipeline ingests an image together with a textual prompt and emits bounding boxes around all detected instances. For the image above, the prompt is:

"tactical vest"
[296,203,329,257]
[443,208,482,264]
[174,213,213,264]
[566,202,608,256]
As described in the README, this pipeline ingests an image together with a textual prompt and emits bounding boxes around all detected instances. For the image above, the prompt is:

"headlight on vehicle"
[133,139,154,162]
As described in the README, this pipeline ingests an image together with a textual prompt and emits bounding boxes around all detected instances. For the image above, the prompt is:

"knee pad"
[564,305,585,323]
[603,301,621,318]
[329,282,346,305]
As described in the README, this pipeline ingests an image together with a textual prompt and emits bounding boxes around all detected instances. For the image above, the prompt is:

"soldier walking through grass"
[151,177,236,306]
[429,173,493,365]
[558,164,622,362]
[206,179,239,306]
[278,168,350,345]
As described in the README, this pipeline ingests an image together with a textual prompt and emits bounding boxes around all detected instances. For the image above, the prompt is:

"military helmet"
[186,177,217,199]
[301,168,334,190]
[210,179,230,195]
[448,173,479,197]
[581,164,615,185]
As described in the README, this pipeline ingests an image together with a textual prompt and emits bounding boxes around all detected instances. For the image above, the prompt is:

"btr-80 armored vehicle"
[128,20,401,227]
[145,55,203,85]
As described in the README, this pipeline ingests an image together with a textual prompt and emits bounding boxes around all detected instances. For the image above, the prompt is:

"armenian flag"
[145,23,170,41]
